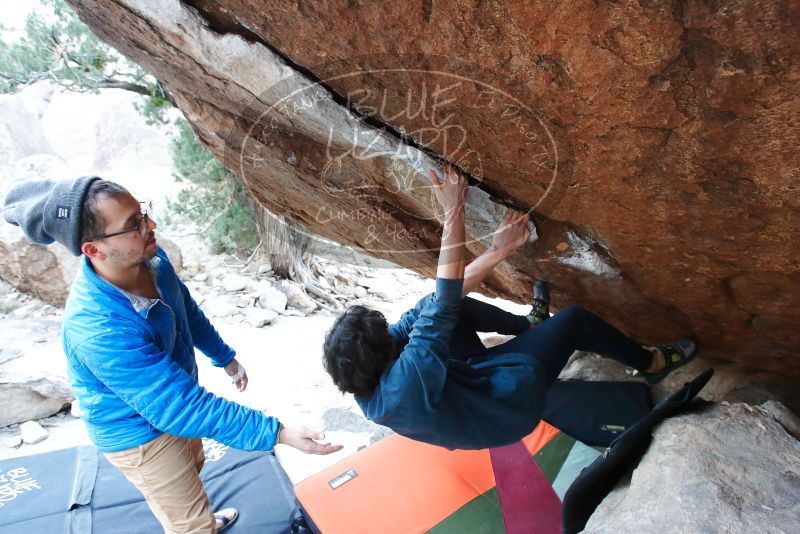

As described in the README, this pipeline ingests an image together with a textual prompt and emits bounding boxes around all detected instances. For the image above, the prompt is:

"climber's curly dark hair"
[322,305,397,397]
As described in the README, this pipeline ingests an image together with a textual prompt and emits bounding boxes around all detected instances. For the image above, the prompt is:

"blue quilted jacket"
[62,246,280,452]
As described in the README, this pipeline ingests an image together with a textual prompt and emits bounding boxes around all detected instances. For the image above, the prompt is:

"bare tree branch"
[97,78,175,105]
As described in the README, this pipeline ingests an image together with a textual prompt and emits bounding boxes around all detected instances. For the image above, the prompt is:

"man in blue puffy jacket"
[3,177,342,533]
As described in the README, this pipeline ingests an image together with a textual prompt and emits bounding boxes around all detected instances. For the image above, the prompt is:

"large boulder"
[0,379,71,428]
[0,319,74,427]
[157,236,183,273]
[0,82,56,165]
[0,227,79,308]
[64,0,800,379]
[585,401,800,533]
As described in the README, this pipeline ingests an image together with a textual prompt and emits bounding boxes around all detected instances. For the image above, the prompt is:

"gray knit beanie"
[2,176,100,256]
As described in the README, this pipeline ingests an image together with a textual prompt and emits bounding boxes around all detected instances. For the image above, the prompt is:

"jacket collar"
[78,253,164,318]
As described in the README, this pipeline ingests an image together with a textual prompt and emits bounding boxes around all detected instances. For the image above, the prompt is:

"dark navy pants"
[449,298,653,388]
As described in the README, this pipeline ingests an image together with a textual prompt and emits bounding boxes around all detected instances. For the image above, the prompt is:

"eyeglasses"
[86,201,153,241]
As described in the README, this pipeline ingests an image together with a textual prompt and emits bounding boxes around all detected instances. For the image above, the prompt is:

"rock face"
[0,370,73,427]
[0,224,80,308]
[64,0,800,378]
[585,401,800,533]
[0,83,56,164]
[157,237,183,274]
[0,312,74,427]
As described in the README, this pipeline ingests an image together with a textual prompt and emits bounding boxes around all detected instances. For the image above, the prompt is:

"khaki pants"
[105,433,217,534]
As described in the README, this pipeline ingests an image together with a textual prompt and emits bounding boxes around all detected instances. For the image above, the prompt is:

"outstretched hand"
[491,208,531,255]
[427,164,468,223]
[224,358,248,392]
[278,425,344,455]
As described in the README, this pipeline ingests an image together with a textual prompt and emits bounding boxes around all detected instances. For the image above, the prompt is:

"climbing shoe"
[641,339,697,384]
[527,280,550,326]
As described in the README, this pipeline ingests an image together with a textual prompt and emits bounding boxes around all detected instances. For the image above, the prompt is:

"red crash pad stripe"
[490,441,562,534]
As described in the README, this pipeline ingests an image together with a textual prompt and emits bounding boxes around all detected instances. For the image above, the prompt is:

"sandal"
[641,339,697,384]
[214,507,239,532]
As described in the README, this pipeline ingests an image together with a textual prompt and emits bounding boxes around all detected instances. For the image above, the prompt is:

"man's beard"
[109,243,154,266]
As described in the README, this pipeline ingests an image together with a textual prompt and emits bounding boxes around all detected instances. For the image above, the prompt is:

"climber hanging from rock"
[322,164,697,450]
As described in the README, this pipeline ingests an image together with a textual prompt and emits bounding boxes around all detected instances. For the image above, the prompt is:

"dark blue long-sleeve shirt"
[356,278,548,450]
